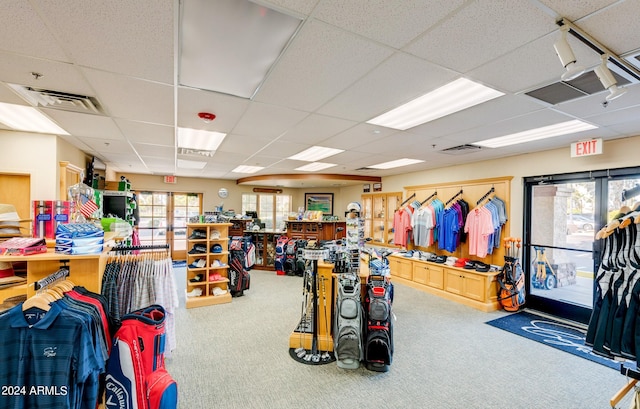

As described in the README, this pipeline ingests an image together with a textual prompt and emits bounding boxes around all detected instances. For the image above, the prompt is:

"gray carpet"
[167,267,626,409]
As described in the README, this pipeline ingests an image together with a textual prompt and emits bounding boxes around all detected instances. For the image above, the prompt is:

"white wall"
[0,130,58,200]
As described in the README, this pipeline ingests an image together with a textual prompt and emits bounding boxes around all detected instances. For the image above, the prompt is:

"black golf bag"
[334,273,364,369]
[284,238,298,276]
[363,274,394,372]
[229,237,250,297]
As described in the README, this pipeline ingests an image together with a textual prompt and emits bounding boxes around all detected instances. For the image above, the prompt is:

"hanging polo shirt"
[0,303,103,409]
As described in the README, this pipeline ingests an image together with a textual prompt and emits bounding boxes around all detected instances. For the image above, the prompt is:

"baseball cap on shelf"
[0,261,14,278]
[209,272,223,281]
[189,229,206,239]
[188,244,207,254]
[210,230,221,239]
[188,258,206,269]
[0,204,30,237]
[211,244,223,253]
[454,258,469,268]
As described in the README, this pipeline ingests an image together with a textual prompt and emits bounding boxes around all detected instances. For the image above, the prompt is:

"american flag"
[80,194,99,218]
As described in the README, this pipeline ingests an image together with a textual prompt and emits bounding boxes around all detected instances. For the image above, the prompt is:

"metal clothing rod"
[34,266,70,291]
[111,244,170,253]
[445,189,463,206]
[421,191,437,205]
[400,193,416,207]
[476,187,495,205]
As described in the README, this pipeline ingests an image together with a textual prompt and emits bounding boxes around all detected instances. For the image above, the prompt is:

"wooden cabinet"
[388,254,499,311]
[361,192,402,246]
[285,221,346,242]
[247,231,281,270]
[412,262,444,289]
[229,219,251,237]
[444,269,486,302]
[185,223,232,308]
[388,256,412,280]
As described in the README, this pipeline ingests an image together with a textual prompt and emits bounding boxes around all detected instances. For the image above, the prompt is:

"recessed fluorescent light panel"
[366,78,504,130]
[177,127,226,151]
[232,165,264,174]
[0,102,69,135]
[369,158,425,169]
[474,120,597,148]
[177,159,207,169]
[179,0,302,98]
[295,162,336,172]
[288,146,344,162]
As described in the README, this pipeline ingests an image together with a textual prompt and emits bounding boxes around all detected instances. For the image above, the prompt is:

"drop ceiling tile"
[177,87,250,133]
[573,0,640,55]
[0,0,69,61]
[254,19,393,112]
[538,0,619,22]
[35,0,174,83]
[405,0,555,73]
[320,123,394,150]
[254,140,313,158]
[312,0,465,48]
[115,119,174,146]
[318,52,459,122]
[586,104,640,127]
[82,138,137,155]
[217,134,273,157]
[262,0,327,16]
[0,52,94,97]
[553,83,640,118]
[232,101,308,139]
[41,109,124,140]
[278,114,356,144]
[133,143,174,157]
[82,68,174,126]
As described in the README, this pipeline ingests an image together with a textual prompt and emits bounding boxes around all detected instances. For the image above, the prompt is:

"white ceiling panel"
[81,138,137,156]
[177,87,250,133]
[320,124,394,150]
[114,119,175,146]
[312,0,466,49]
[41,109,124,141]
[133,143,175,158]
[254,19,394,111]
[0,0,69,61]
[34,0,175,83]
[82,68,174,125]
[231,102,309,139]
[538,0,619,22]
[217,134,273,157]
[405,0,555,73]
[278,114,356,144]
[318,52,459,122]
[573,0,640,55]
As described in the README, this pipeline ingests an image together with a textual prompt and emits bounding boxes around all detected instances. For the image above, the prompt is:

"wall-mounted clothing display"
[464,195,507,258]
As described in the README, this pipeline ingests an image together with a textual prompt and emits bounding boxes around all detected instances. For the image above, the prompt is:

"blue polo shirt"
[0,302,103,409]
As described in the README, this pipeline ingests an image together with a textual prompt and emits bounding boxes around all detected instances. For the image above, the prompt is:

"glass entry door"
[527,181,596,322]
[137,191,201,260]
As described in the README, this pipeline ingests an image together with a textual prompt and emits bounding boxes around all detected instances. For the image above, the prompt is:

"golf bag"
[105,304,178,409]
[497,256,525,312]
[294,240,307,276]
[334,273,364,369]
[275,235,289,275]
[229,237,250,297]
[284,238,298,276]
[363,274,394,372]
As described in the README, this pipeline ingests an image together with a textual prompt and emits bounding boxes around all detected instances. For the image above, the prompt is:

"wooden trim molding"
[236,173,381,185]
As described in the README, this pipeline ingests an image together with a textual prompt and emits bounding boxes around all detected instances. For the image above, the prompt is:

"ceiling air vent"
[354,167,377,171]
[177,147,215,157]
[440,144,482,155]
[525,69,631,105]
[8,84,104,115]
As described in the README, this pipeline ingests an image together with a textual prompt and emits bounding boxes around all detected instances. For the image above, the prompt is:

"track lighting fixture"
[594,55,627,101]
[553,25,585,81]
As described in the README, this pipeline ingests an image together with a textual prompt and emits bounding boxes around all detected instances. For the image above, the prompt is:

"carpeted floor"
[166,267,629,409]
[486,310,620,370]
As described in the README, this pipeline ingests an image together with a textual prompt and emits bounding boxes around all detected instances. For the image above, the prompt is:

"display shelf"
[185,223,232,308]
[361,192,402,246]
[246,231,282,270]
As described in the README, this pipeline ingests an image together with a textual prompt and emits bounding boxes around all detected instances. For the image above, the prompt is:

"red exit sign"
[164,175,177,184]
[571,138,602,158]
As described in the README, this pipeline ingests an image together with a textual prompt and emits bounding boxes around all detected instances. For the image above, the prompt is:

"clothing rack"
[34,264,70,290]
[421,191,437,205]
[476,187,495,205]
[110,244,170,253]
[610,364,640,407]
[445,189,463,206]
[400,193,416,207]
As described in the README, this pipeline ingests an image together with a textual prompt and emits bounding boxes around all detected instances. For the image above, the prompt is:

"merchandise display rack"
[185,222,232,308]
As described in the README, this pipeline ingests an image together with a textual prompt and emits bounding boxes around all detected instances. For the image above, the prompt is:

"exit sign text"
[164,175,177,184]
[571,139,602,158]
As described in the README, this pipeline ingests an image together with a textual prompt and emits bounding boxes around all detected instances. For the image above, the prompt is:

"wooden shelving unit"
[185,222,232,308]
